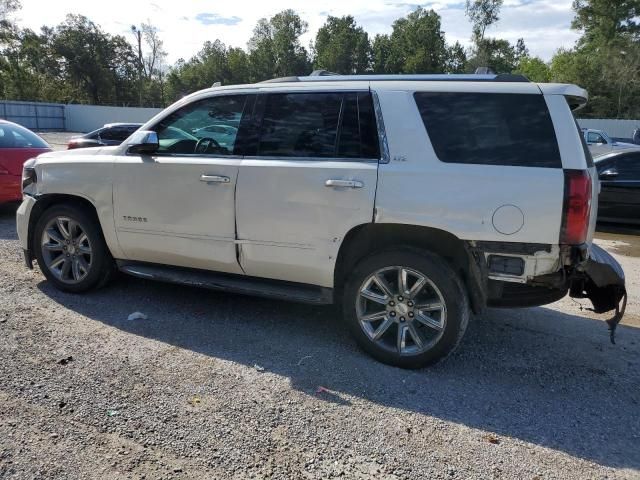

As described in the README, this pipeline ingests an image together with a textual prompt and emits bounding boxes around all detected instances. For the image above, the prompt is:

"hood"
[34,146,119,163]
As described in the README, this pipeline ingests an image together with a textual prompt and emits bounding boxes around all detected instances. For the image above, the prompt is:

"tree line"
[1,0,639,118]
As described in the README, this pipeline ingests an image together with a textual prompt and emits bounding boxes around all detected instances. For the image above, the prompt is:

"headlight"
[22,162,37,191]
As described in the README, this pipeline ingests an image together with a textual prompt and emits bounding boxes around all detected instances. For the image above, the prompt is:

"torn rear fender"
[569,244,627,342]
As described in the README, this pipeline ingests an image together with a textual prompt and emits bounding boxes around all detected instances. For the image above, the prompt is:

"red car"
[0,120,51,204]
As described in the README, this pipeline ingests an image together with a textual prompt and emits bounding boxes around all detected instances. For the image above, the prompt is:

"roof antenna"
[211,81,222,87]
[474,67,495,74]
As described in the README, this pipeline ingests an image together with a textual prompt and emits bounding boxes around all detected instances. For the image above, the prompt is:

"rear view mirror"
[126,130,159,154]
[599,168,618,180]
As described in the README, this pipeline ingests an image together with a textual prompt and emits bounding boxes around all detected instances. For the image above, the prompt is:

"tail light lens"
[560,169,592,245]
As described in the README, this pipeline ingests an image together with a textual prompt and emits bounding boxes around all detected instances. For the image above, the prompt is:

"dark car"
[595,148,640,225]
[67,123,142,149]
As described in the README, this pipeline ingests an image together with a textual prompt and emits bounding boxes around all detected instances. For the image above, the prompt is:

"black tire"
[343,248,469,369]
[33,203,115,293]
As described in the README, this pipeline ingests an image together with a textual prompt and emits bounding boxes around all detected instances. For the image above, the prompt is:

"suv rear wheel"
[34,204,114,292]
[343,249,469,368]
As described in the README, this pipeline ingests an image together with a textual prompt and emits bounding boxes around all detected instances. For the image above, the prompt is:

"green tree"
[386,7,449,73]
[165,40,252,101]
[52,15,138,104]
[572,0,640,46]
[467,37,527,72]
[371,34,393,73]
[313,16,371,74]
[548,0,640,118]
[248,9,311,81]
[0,0,19,38]
[445,41,468,73]
[465,0,503,42]
[515,56,551,82]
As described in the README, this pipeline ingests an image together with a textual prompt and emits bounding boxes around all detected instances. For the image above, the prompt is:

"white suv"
[16,73,627,368]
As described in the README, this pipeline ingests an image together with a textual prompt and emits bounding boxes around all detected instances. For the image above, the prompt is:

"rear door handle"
[325,179,364,189]
[200,175,230,184]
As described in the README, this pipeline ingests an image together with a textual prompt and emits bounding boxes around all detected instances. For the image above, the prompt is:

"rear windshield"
[414,92,561,168]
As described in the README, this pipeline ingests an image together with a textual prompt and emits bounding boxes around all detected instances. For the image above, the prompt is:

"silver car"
[582,128,636,157]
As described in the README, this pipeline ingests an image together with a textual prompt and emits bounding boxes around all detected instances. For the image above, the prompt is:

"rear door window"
[414,92,561,168]
[254,92,379,159]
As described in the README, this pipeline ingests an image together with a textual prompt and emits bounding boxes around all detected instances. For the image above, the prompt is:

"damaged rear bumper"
[569,243,627,343]
[467,241,627,343]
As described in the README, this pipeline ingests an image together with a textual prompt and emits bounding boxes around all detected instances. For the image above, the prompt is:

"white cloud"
[14,0,580,64]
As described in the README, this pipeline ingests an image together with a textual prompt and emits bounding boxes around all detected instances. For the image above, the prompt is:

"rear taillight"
[560,169,592,245]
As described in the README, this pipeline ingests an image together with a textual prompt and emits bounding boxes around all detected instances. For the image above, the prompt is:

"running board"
[116,261,333,305]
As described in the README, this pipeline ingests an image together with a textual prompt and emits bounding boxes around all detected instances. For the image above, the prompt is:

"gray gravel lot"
[0,204,639,479]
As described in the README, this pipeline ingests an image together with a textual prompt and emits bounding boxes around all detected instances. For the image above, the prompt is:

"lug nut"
[388,301,395,307]
[399,316,405,322]
[398,296,404,302]
[408,312,414,318]
[407,301,414,307]
[390,311,396,317]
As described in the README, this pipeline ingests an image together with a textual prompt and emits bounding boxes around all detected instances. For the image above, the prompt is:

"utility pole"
[131,25,143,107]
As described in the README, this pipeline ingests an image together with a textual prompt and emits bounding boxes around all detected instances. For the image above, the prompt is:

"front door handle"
[200,174,230,184]
[325,179,364,189]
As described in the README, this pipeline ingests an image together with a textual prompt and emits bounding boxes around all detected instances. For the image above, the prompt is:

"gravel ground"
[0,204,638,479]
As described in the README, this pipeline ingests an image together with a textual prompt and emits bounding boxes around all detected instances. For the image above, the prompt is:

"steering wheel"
[194,137,222,154]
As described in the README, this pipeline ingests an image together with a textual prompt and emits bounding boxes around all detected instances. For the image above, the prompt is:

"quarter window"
[414,92,561,168]
[255,92,379,159]
[154,95,248,155]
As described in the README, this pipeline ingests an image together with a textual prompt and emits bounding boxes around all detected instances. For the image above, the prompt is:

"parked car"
[582,128,636,157]
[595,148,640,225]
[0,120,51,204]
[16,73,626,368]
[67,123,142,149]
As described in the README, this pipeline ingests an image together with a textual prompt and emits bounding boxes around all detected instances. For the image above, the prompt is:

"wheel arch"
[28,194,112,256]
[334,223,486,313]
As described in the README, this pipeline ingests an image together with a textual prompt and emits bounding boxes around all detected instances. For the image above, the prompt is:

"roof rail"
[309,69,340,76]
[260,76,300,83]
[260,73,530,84]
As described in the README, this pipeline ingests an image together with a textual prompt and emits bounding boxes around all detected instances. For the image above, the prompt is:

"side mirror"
[599,168,618,180]
[126,130,159,154]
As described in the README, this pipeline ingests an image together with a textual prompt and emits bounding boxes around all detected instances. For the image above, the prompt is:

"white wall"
[65,104,162,132]
[577,118,640,140]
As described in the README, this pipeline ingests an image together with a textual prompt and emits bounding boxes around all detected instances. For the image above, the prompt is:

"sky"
[14,0,581,65]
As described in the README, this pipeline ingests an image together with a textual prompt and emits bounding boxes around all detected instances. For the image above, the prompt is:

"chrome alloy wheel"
[40,216,93,284]
[356,266,447,355]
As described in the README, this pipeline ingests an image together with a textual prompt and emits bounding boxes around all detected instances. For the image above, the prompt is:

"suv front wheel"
[343,249,469,368]
[34,204,114,293]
